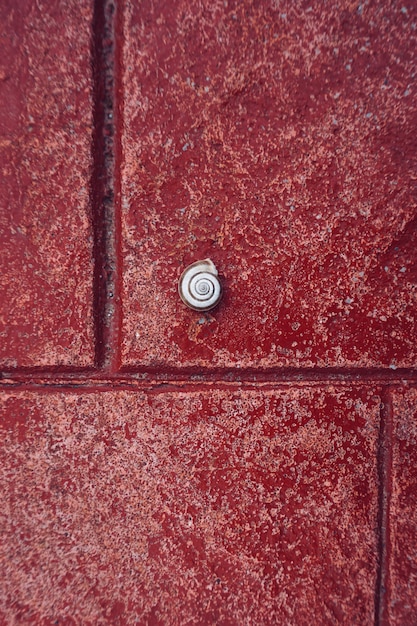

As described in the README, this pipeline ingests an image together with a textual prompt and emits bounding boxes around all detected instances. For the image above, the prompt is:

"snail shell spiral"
[178,259,222,311]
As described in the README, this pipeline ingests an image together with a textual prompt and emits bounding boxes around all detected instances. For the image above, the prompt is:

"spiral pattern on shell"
[178,259,222,311]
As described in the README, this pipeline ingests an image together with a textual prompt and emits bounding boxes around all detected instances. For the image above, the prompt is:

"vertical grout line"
[90,0,121,372]
[112,0,124,374]
[375,387,393,626]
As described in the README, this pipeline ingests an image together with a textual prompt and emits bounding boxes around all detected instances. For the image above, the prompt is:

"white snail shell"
[178,259,222,311]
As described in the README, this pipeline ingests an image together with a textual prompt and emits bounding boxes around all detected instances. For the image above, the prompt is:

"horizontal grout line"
[1,367,417,392]
[0,381,414,395]
[1,366,417,379]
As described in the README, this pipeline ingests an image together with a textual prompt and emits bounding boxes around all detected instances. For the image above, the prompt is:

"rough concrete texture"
[389,387,417,624]
[121,0,417,369]
[0,387,380,625]
[0,1,95,367]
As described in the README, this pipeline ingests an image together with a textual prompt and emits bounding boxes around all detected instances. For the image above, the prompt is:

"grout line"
[90,0,121,372]
[1,366,417,385]
[112,0,124,374]
[0,374,416,393]
[375,388,393,626]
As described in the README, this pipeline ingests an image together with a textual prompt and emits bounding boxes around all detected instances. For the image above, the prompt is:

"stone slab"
[120,0,417,369]
[0,0,95,367]
[0,386,380,624]
[389,387,417,624]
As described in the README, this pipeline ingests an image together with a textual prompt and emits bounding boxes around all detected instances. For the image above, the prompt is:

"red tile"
[0,387,379,624]
[0,1,95,367]
[120,0,417,369]
[389,387,417,624]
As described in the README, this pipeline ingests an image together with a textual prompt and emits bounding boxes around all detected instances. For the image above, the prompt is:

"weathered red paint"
[0,0,95,367]
[121,0,417,369]
[0,388,380,624]
[389,388,417,625]
[0,0,416,624]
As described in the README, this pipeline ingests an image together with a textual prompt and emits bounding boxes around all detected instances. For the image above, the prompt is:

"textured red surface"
[1,0,417,624]
[121,0,417,369]
[0,0,95,367]
[389,388,417,624]
[0,387,380,625]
